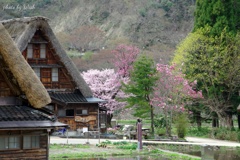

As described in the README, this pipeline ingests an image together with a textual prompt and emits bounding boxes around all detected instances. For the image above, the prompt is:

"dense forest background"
[0,0,196,71]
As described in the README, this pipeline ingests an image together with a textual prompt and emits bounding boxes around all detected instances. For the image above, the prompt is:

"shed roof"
[49,91,87,104]
[0,105,53,121]
[0,105,67,129]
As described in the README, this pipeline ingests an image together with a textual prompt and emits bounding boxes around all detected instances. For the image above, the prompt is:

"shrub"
[238,131,240,142]
[188,126,210,137]
[174,113,189,138]
[67,50,83,58]
[155,127,166,136]
[113,141,128,145]
[116,143,137,150]
[211,128,239,141]
[139,8,147,17]
[154,116,166,128]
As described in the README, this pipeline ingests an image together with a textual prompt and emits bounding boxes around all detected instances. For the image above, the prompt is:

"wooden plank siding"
[0,149,47,160]
[0,72,14,97]
[0,130,48,160]
[57,104,99,131]
[21,31,75,91]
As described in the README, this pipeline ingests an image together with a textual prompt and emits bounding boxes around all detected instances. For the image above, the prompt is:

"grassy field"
[49,142,201,160]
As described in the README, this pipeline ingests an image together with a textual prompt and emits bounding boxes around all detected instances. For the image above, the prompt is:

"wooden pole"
[137,119,142,150]
[98,107,100,144]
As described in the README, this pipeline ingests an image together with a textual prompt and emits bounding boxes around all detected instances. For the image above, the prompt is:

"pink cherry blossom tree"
[82,44,140,127]
[82,69,127,127]
[112,44,139,78]
[152,63,203,136]
[110,44,140,106]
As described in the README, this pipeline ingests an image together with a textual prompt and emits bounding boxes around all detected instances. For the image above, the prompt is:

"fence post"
[137,119,142,150]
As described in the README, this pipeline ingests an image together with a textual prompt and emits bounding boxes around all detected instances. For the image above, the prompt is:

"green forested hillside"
[0,0,196,70]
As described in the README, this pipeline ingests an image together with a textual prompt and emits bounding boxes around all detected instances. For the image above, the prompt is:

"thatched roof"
[1,16,93,98]
[0,23,51,108]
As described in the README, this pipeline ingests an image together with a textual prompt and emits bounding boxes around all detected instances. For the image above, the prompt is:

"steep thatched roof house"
[1,16,92,97]
[0,23,67,159]
[1,16,107,134]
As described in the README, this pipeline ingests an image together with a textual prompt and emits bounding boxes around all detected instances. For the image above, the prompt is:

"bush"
[155,127,166,136]
[238,131,240,142]
[212,128,239,141]
[113,141,137,150]
[174,113,189,138]
[154,116,166,128]
[116,143,137,150]
[67,50,83,58]
[113,141,128,145]
[139,8,147,17]
[187,126,210,137]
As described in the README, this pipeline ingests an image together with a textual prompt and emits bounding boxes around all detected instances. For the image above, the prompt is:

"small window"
[52,68,58,82]
[0,136,20,150]
[0,137,7,149]
[76,109,88,115]
[40,44,46,58]
[27,44,33,58]
[33,68,40,79]
[23,135,40,149]
[58,109,66,117]
[66,109,74,116]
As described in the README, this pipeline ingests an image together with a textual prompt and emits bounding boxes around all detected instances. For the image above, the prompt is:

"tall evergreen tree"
[194,0,240,35]
[122,54,158,133]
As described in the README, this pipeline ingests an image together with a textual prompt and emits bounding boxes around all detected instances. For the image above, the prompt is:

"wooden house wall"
[0,72,14,97]
[21,30,75,91]
[57,103,99,131]
[0,129,48,160]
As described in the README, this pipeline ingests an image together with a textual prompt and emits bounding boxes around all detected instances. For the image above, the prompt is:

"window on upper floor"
[40,44,46,58]
[52,68,59,82]
[27,43,47,59]
[32,68,59,86]
[27,44,33,58]
[58,109,74,117]
[76,109,88,115]
[66,109,74,116]
[33,67,40,79]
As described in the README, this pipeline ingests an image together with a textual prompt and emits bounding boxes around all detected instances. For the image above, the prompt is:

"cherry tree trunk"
[212,113,219,128]
[194,111,202,128]
[225,112,233,129]
[106,114,113,128]
[238,114,240,130]
[150,105,154,134]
